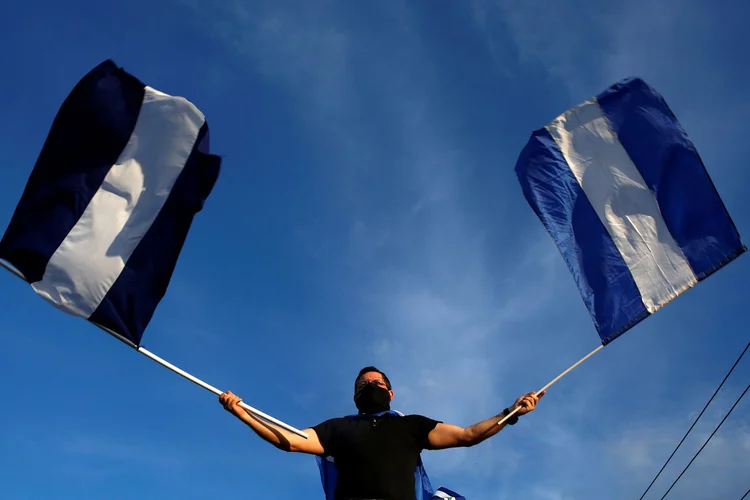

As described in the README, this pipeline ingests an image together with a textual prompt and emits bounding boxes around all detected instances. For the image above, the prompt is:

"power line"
[740,487,749,500]
[660,381,749,499]
[639,341,749,500]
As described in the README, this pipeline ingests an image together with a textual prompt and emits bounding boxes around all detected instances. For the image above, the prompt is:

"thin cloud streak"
[468,1,750,498]
[177,0,569,493]
[174,0,749,497]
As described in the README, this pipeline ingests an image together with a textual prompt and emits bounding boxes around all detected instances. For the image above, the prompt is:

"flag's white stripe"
[32,86,205,318]
[433,491,456,500]
[546,99,697,313]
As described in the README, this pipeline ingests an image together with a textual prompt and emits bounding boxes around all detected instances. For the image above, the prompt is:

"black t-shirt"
[312,412,440,500]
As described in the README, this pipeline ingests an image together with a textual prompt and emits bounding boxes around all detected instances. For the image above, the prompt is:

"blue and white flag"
[432,486,466,499]
[515,77,745,345]
[0,60,221,347]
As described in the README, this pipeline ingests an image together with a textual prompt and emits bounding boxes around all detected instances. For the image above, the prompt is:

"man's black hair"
[354,366,392,392]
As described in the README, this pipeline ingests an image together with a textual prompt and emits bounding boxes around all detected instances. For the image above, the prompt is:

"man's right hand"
[219,390,244,416]
[217,390,325,455]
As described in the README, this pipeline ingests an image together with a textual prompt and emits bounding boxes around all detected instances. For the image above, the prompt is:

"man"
[219,366,543,499]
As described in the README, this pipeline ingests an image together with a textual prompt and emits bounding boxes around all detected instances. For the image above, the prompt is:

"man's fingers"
[512,391,544,416]
[521,395,536,411]
[219,391,243,412]
[524,391,543,406]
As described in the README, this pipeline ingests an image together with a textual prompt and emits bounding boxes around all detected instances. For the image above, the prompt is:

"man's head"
[353,366,394,414]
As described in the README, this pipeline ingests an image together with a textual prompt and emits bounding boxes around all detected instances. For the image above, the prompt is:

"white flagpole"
[0,259,308,439]
[496,344,604,426]
[92,323,309,439]
[0,258,26,281]
[136,345,309,438]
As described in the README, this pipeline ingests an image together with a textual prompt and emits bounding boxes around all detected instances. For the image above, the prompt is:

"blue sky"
[1,0,749,498]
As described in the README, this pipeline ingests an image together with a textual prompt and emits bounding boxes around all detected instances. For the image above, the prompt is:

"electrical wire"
[639,341,749,499]
[660,382,749,499]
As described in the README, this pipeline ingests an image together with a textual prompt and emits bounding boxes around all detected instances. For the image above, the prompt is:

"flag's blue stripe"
[515,128,649,344]
[0,60,144,283]
[89,123,220,345]
[597,78,746,280]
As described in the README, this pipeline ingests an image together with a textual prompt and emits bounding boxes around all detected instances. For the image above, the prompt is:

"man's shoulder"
[384,413,442,429]
[397,413,439,421]
[312,416,349,428]
[312,414,370,430]
[314,412,439,427]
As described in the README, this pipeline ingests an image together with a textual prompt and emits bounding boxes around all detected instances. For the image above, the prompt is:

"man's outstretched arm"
[427,391,544,449]
[219,391,325,455]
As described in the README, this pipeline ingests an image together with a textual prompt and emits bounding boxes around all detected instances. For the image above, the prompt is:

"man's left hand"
[512,390,545,416]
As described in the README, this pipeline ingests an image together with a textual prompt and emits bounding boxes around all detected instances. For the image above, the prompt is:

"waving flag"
[0,60,308,439]
[515,77,746,344]
[0,60,221,347]
[433,486,466,499]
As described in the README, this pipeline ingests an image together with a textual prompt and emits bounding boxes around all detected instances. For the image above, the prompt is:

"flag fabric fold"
[515,77,745,344]
[432,486,467,499]
[0,59,221,346]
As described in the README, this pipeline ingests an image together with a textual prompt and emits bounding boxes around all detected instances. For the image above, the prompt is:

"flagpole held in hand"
[496,344,604,426]
[93,323,310,438]
[0,259,309,439]
[137,344,309,439]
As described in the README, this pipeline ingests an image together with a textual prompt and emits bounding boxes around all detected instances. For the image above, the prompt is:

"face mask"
[354,383,391,414]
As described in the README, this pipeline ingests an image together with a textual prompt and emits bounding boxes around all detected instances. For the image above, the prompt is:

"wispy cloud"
[62,433,190,469]
[5,428,221,481]
[177,0,569,492]
[471,0,614,94]
[472,0,750,139]
[173,0,749,497]
[464,2,750,498]
[504,383,750,500]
